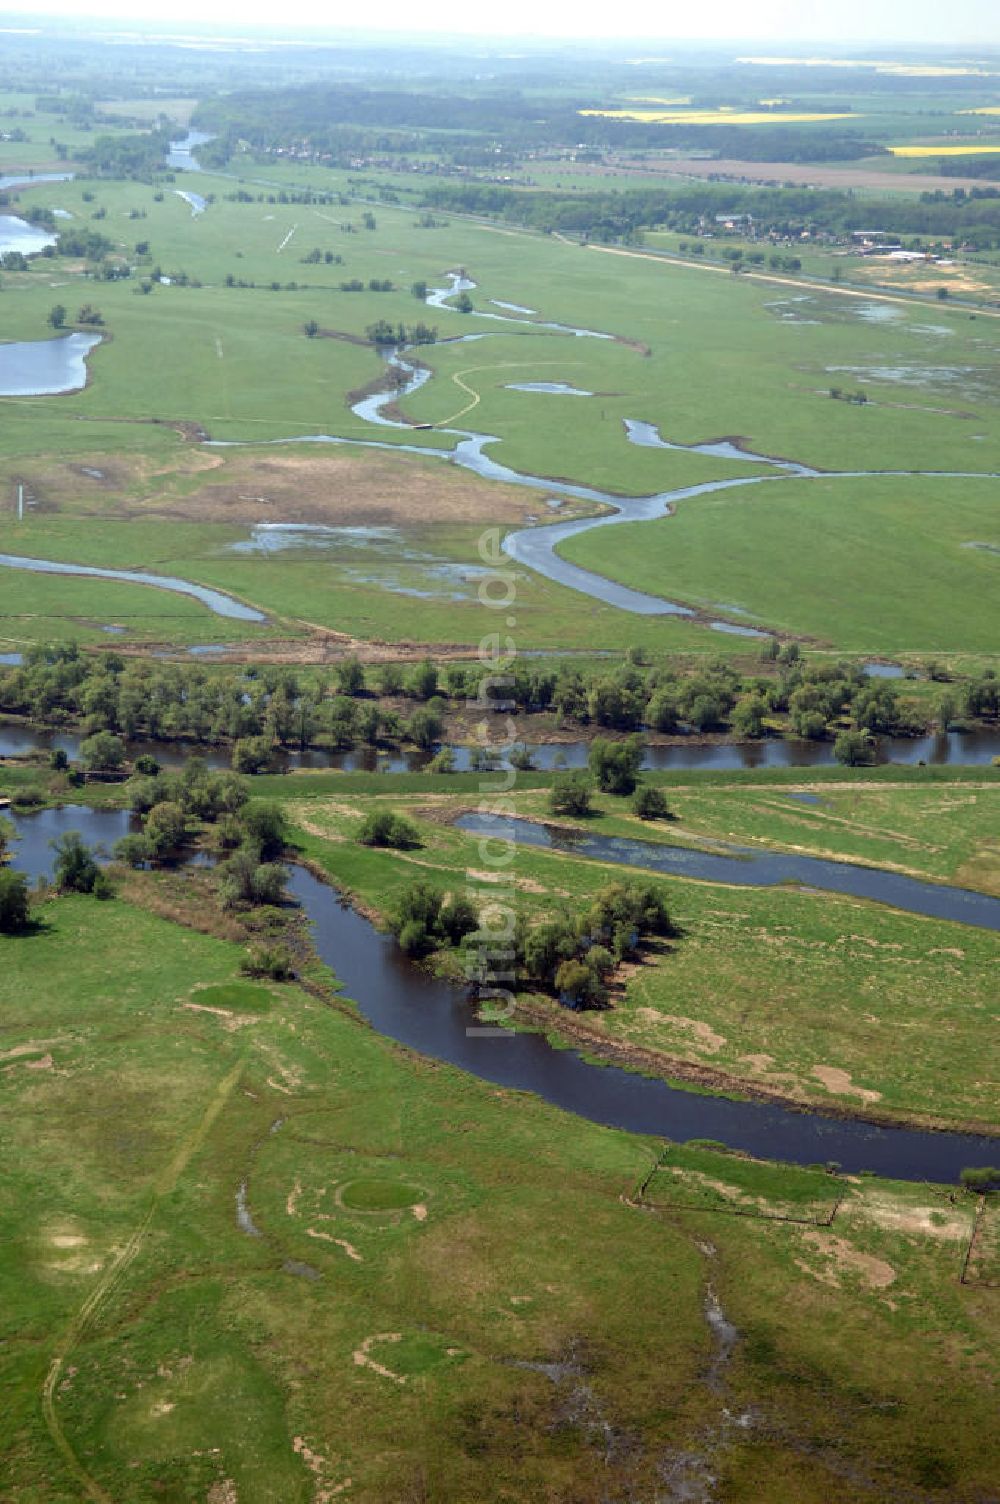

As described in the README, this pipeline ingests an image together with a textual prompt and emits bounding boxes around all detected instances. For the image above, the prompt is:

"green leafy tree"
[80,731,126,771]
[241,802,286,860]
[145,800,188,856]
[0,869,31,933]
[113,833,153,868]
[833,729,876,767]
[731,694,768,739]
[336,657,366,695]
[407,706,443,750]
[51,831,100,892]
[588,736,645,795]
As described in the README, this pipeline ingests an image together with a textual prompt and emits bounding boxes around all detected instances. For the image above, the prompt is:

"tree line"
[2,646,995,766]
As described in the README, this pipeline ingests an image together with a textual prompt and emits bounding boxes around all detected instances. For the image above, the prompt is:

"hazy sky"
[1,0,998,45]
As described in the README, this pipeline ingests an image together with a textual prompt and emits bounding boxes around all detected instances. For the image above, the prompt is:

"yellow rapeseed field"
[889,143,1000,157]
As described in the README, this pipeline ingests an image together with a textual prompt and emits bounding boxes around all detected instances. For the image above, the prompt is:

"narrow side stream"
[455,812,1000,933]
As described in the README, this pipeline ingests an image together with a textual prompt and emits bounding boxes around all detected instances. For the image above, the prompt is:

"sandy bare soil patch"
[4,446,535,529]
[800,1229,896,1288]
[353,1333,405,1383]
[636,1010,726,1054]
[1,451,220,519]
[811,1065,882,1103]
[164,449,535,527]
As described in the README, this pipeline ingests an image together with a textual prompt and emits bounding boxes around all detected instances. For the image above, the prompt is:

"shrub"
[0,869,30,933]
[241,943,294,980]
[358,809,421,849]
[91,870,116,901]
[250,862,287,905]
[427,747,456,773]
[549,772,592,817]
[960,1166,1000,1193]
[11,785,45,809]
[113,833,153,868]
[51,831,100,893]
[632,786,670,820]
[218,849,287,907]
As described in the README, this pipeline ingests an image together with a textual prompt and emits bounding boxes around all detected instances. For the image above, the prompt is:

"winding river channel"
[5,804,997,1181]
[209,271,1000,632]
[3,268,998,642]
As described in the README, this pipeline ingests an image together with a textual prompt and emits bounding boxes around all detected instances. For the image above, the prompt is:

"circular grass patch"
[337,1179,425,1212]
[195,982,274,1013]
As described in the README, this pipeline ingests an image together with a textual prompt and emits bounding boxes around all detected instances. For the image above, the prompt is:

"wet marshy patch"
[226,520,503,601]
[504,382,594,396]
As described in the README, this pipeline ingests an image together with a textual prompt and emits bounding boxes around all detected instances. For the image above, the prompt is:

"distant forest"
[194,84,883,165]
[192,85,1000,247]
[415,180,1000,248]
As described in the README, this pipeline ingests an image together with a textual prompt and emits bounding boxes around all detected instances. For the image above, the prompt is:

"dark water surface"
[6,806,994,1180]
[457,812,1000,933]
[3,719,999,771]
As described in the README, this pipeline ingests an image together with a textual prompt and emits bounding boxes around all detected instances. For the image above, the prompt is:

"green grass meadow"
[0,878,996,1502]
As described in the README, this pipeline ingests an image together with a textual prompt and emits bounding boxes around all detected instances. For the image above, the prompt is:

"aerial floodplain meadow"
[0,11,998,1503]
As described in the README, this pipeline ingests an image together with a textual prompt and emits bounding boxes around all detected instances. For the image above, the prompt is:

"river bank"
[4,800,997,1176]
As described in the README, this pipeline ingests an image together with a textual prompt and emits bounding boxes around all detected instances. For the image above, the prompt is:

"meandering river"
[5,804,996,1180]
[214,272,1000,632]
[2,267,996,642]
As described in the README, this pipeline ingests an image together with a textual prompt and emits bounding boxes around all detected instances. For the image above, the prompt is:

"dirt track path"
[41,1059,244,1502]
